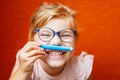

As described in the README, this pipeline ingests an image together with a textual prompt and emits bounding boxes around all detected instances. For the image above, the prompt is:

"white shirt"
[30,51,94,80]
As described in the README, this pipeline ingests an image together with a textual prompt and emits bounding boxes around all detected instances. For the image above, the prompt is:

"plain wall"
[0,0,120,80]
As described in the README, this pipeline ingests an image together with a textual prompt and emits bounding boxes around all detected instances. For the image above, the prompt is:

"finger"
[27,50,45,57]
[22,44,43,52]
[22,41,40,49]
[25,41,40,47]
[18,49,45,60]
[27,55,43,64]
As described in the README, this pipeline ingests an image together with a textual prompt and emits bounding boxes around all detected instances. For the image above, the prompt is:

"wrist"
[9,68,32,80]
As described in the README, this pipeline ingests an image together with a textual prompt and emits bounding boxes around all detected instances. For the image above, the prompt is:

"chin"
[47,59,65,68]
[44,50,73,68]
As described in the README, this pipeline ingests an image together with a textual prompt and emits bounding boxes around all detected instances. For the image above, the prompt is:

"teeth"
[46,51,66,55]
[50,52,63,55]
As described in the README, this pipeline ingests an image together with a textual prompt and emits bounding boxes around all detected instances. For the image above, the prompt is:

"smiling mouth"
[46,51,67,55]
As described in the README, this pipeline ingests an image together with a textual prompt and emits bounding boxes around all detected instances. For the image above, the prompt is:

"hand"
[17,41,45,75]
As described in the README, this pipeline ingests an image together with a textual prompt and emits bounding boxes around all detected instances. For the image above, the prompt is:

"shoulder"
[71,51,94,79]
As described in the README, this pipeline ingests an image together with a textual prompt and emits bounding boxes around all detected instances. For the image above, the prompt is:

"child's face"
[34,17,76,68]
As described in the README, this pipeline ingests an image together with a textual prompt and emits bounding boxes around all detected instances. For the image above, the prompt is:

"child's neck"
[40,61,65,77]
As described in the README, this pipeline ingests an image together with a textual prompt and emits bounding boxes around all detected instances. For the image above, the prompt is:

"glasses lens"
[60,29,74,42]
[38,28,53,42]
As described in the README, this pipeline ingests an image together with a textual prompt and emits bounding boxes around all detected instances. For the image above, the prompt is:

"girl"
[9,2,94,80]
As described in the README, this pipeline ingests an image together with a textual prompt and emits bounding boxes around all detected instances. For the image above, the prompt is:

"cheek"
[71,40,76,47]
[63,40,75,47]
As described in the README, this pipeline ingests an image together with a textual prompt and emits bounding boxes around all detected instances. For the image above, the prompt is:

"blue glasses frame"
[34,27,77,42]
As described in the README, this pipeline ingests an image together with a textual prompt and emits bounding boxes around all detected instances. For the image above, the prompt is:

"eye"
[39,30,52,39]
[60,31,73,37]
[41,33,51,36]
[61,34,72,37]
[40,33,52,38]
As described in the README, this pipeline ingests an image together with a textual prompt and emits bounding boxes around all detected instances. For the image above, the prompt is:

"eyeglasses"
[34,27,77,43]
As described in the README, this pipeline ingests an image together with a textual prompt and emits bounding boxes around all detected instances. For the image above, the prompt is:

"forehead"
[42,17,75,31]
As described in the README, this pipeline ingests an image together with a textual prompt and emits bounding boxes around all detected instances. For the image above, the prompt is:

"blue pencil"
[40,44,73,51]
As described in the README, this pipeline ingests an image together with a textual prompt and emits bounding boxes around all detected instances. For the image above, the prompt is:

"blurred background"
[0,0,120,80]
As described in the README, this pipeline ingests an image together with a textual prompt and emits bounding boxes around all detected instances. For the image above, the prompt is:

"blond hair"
[29,2,76,41]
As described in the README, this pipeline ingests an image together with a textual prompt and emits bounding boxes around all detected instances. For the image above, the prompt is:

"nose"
[50,35,62,45]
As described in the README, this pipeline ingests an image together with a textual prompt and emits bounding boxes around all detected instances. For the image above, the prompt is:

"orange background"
[0,0,120,80]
